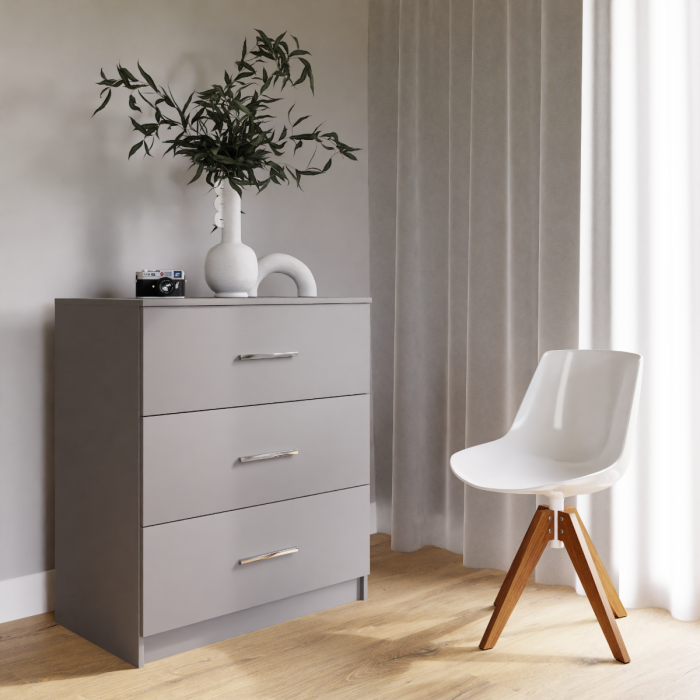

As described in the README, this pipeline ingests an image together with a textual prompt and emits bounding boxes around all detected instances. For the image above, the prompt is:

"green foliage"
[93,29,359,200]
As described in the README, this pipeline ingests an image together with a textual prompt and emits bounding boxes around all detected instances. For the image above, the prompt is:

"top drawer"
[142,304,370,415]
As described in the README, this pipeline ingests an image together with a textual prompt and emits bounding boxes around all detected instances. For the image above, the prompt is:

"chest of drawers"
[55,297,371,667]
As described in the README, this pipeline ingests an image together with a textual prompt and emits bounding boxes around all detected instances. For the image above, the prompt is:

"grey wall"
[0,0,369,581]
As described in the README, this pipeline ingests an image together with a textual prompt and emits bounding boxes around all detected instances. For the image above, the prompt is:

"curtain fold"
[369,0,583,572]
[368,0,400,537]
[391,0,462,553]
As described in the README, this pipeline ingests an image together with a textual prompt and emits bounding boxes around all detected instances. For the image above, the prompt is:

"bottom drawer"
[142,486,369,637]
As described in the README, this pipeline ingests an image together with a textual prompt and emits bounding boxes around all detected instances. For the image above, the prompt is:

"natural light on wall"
[579,0,700,622]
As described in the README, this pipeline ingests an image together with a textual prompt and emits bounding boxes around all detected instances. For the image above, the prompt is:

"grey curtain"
[369,0,583,576]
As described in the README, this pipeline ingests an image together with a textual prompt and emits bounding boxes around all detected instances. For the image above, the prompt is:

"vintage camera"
[136,270,186,298]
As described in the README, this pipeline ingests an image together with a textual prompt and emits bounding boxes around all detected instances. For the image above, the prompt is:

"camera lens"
[158,278,174,295]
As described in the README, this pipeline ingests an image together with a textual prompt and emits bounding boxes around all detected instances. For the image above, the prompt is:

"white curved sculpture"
[247,253,317,297]
[204,182,258,297]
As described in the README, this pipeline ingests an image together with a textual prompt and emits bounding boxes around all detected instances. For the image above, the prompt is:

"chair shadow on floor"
[321,609,615,678]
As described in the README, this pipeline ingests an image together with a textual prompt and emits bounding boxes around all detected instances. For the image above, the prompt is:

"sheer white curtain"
[579,0,700,621]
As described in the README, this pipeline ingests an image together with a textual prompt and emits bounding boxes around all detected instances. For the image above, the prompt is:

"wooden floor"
[1,534,699,699]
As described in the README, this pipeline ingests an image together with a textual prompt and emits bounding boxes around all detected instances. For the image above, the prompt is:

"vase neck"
[221,182,242,244]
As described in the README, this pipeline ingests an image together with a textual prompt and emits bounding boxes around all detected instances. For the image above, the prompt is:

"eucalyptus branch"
[93,29,359,203]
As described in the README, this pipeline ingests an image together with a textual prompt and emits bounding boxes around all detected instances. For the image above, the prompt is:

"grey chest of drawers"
[55,297,371,668]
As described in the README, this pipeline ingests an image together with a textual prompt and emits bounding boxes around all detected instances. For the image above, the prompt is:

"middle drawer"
[142,394,369,526]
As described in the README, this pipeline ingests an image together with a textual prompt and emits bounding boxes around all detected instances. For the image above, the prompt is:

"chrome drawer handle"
[238,352,298,361]
[240,547,299,565]
[240,449,298,463]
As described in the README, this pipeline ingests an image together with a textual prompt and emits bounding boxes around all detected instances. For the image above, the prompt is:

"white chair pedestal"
[547,493,565,549]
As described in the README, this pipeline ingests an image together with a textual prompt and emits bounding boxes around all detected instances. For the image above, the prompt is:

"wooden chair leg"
[480,507,553,650]
[559,511,630,663]
[564,507,627,618]
[493,505,551,609]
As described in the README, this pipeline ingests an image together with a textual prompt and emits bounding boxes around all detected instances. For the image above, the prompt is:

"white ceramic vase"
[204,181,258,297]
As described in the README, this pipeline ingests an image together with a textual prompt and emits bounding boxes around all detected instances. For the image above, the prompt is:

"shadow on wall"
[78,85,208,298]
[43,320,55,569]
[0,314,57,577]
[10,51,216,300]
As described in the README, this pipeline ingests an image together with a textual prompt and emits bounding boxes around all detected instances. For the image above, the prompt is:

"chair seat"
[450,350,643,499]
[450,437,622,497]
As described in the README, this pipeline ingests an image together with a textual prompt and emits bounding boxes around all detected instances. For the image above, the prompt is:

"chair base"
[481,505,630,664]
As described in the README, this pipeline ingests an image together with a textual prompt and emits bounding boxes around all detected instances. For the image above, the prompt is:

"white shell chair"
[451,349,643,663]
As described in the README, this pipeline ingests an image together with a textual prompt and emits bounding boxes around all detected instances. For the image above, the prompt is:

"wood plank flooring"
[1,533,699,699]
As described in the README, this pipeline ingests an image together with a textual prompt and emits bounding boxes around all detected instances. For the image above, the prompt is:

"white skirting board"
[0,569,55,624]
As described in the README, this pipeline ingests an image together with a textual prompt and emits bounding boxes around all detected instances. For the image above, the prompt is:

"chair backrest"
[509,350,643,473]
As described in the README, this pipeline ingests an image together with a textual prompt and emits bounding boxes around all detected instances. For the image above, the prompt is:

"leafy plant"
[93,29,359,202]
